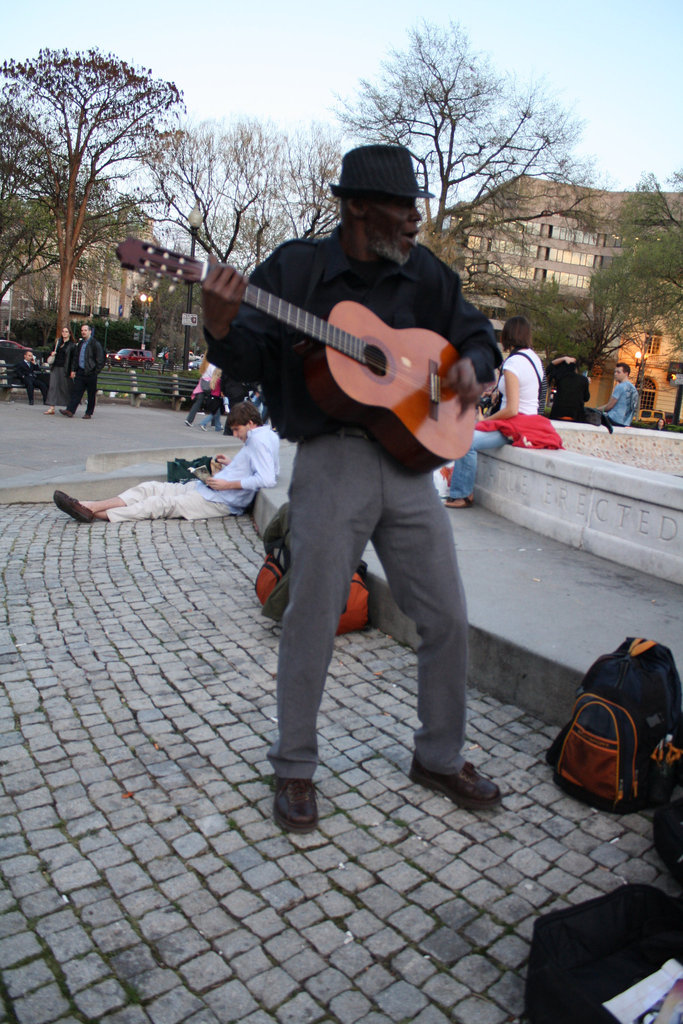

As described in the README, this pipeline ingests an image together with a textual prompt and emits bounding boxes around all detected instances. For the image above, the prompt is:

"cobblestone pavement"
[0,504,676,1024]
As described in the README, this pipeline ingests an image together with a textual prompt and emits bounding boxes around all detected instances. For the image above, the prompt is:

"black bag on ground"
[525,884,683,1024]
[166,456,213,483]
[547,638,682,813]
[654,798,683,886]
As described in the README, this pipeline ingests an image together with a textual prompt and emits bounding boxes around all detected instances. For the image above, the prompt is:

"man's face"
[26,352,34,363]
[231,422,253,442]
[81,325,91,341]
[362,196,421,265]
[614,366,628,383]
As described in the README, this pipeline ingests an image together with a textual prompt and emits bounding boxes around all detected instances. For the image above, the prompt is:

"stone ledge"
[475,444,683,585]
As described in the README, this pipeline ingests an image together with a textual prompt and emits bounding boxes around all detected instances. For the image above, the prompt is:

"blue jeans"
[200,410,222,431]
[448,429,511,499]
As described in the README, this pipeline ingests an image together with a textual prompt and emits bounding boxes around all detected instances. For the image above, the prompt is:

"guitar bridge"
[429,361,441,420]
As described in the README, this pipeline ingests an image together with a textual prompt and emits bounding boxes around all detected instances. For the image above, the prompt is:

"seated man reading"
[53,401,279,524]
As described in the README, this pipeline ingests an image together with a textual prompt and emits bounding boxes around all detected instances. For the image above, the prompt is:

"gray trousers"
[268,433,469,779]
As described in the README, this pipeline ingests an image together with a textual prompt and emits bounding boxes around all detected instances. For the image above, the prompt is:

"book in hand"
[603,960,683,1023]
[188,466,213,483]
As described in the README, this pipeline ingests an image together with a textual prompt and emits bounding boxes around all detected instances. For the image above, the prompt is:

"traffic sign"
[182,313,198,327]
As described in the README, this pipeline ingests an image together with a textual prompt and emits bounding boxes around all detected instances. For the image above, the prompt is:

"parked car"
[108,348,156,368]
[0,339,33,366]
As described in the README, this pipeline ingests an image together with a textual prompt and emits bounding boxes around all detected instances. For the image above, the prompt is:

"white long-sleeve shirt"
[197,425,280,513]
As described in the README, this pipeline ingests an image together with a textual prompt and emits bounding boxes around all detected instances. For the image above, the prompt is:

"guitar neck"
[191,253,360,359]
[116,237,363,361]
[244,284,359,360]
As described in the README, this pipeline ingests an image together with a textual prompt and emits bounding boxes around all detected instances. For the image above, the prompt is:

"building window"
[552,225,598,246]
[546,269,590,290]
[71,280,86,313]
[547,248,595,268]
[643,335,661,356]
[640,377,656,416]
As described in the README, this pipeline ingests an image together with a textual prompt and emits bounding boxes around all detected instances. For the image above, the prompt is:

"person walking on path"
[59,323,105,420]
[198,369,224,432]
[53,402,278,523]
[44,326,75,415]
[185,359,217,427]
[201,143,503,834]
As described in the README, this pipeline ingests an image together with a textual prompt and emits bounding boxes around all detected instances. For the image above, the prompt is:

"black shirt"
[548,365,590,421]
[206,227,501,441]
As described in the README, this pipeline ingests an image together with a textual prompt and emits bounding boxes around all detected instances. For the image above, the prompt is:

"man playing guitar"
[201,144,503,832]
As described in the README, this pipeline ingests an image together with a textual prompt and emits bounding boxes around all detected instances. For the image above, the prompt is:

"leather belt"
[299,426,375,444]
[332,426,374,441]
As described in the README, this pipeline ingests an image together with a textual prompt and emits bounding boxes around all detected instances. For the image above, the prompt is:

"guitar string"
[136,252,456,400]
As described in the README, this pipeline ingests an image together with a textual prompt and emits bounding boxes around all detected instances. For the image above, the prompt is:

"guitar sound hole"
[363,344,386,377]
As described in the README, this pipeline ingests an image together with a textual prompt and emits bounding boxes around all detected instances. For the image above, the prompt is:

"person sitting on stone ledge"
[446,316,562,509]
[53,401,279,524]
[547,356,614,433]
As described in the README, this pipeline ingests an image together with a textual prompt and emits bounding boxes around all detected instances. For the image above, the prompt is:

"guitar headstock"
[116,237,205,286]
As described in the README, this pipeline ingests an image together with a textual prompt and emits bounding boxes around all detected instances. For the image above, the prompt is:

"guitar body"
[301,301,476,472]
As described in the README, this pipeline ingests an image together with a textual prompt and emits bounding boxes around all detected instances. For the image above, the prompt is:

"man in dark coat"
[60,324,105,419]
[200,144,503,834]
[14,351,48,405]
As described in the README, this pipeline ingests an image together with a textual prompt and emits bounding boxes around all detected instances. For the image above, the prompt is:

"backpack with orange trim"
[547,638,682,813]
[255,502,369,635]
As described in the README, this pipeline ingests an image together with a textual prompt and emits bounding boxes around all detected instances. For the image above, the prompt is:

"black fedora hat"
[331,144,433,200]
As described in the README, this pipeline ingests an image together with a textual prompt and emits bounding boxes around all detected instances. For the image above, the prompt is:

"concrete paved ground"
[2,398,681,727]
[1,397,682,1024]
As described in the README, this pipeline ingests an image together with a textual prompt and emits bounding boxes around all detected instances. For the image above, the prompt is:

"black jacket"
[206,228,500,442]
[68,335,105,376]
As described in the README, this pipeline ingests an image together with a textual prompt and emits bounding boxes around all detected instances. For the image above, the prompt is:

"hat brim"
[330,184,434,200]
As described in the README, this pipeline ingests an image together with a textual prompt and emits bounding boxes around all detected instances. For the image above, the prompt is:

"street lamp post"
[139,294,153,348]
[635,348,648,392]
[183,202,202,371]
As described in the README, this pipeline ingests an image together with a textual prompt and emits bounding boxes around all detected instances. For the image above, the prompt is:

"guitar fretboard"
[244,284,364,363]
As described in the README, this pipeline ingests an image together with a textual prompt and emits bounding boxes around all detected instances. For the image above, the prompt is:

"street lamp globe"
[182,202,202,371]
[188,202,202,231]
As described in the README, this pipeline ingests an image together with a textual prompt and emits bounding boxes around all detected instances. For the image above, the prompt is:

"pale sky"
[1,0,681,191]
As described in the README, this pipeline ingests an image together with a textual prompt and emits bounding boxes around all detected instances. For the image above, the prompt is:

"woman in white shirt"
[446,316,543,508]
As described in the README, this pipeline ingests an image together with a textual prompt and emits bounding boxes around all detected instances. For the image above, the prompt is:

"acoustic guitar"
[116,237,476,472]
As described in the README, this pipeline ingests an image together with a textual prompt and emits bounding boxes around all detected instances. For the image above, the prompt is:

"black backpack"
[547,638,682,813]
[525,884,683,1024]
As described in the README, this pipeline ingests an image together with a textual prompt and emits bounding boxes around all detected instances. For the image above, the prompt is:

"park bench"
[97,369,196,410]
[0,360,50,401]
[0,361,197,410]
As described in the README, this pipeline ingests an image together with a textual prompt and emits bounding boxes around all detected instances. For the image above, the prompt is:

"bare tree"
[1,48,183,328]
[337,22,592,274]
[147,119,342,274]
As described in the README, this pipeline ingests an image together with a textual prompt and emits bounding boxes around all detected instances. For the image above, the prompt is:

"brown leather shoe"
[274,777,318,833]
[82,414,92,420]
[59,409,74,418]
[53,490,95,524]
[409,755,501,810]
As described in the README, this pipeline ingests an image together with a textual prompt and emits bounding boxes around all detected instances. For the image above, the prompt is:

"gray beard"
[367,233,410,266]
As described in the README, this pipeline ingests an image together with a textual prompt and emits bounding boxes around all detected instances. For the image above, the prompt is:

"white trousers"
[107,481,232,522]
